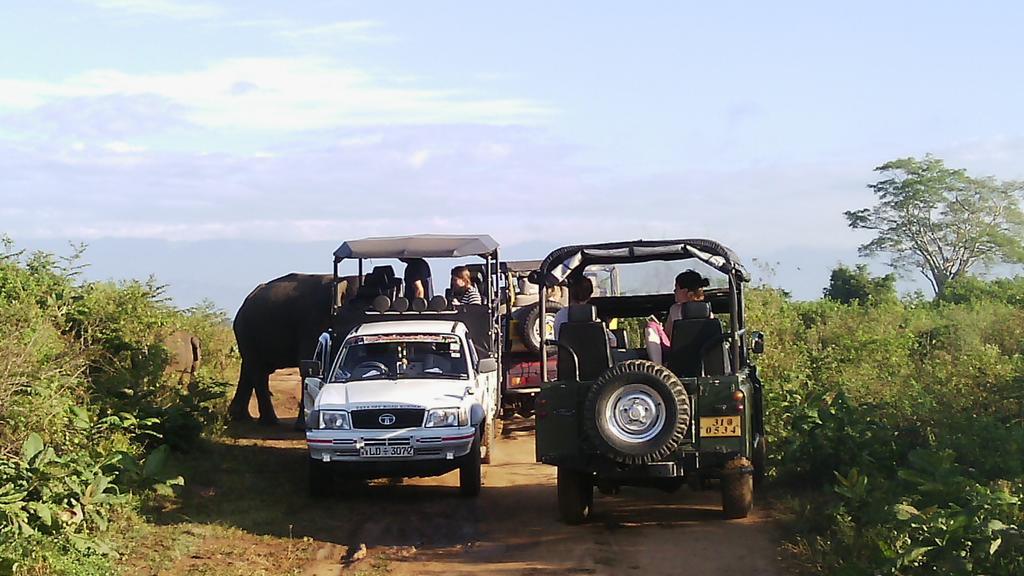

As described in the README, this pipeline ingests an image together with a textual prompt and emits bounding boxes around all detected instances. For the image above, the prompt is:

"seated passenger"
[646,270,712,364]
[450,266,483,305]
[553,276,617,347]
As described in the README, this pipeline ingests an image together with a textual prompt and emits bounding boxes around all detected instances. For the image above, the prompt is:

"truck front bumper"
[306,427,477,463]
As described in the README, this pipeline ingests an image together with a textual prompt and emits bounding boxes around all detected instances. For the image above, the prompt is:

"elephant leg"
[254,370,279,425]
[227,361,256,421]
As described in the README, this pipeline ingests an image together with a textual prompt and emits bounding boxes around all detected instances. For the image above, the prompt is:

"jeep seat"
[356,266,392,300]
[557,304,612,381]
[667,302,730,378]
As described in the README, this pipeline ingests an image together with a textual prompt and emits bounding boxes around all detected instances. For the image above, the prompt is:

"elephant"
[162,331,202,385]
[227,273,358,425]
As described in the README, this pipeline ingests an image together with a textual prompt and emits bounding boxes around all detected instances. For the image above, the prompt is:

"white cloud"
[104,141,147,153]
[408,149,432,169]
[80,0,223,20]
[0,58,551,133]
[276,20,393,44]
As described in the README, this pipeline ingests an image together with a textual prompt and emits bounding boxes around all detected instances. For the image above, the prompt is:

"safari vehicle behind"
[502,261,620,416]
[533,239,767,523]
[300,235,504,497]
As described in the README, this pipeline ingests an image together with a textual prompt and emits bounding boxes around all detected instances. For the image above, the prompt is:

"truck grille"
[351,408,425,429]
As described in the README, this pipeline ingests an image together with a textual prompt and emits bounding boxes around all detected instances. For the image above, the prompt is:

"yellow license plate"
[700,416,741,437]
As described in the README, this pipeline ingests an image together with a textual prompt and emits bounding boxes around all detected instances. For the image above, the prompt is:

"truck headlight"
[424,408,465,428]
[320,410,351,430]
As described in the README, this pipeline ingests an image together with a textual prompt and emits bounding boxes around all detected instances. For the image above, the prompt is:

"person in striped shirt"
[450,266,482,306]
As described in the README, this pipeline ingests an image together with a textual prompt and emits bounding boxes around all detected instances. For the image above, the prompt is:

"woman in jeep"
[645,270,712,364]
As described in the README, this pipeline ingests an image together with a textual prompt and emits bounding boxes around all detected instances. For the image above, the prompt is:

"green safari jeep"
[532,239,767,523]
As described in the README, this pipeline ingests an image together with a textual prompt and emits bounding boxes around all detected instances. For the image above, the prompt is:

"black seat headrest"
[567,304,597,322]
[682,302,712,320]
[371,265,395,280]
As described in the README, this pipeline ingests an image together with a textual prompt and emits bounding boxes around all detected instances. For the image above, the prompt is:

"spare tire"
[583,360,690,465]
[516,300,563,355]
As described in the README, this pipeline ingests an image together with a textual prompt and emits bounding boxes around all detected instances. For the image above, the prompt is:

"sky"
[2,0,1023,312]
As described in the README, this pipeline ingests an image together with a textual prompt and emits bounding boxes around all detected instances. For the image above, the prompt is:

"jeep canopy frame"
[332,234,500,311]
[331,234,502,357]
[535,238,751,381]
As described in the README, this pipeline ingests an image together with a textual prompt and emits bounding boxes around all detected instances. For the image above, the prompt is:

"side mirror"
[477,358,498,374]
[300,359,321,378]
[751,331,765,355]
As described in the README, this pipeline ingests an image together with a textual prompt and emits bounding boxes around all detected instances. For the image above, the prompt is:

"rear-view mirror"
[751,331,765,355]
[478,358,498,373]
[300,359,321,378]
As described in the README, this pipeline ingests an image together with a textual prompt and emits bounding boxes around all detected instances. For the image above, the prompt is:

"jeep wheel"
[517,300,563,354]
[721,457,754,519]
[459,435,482,498]
[557,466,593,524]
[583,360,689,465]
[308,458,331,498]
[752,434,767,488]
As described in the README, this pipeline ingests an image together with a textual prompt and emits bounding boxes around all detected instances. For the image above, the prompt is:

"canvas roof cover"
[537,239,750,287]
[334,234,499,261]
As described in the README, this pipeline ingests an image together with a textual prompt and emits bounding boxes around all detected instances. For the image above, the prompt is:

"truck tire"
[481,418,495,464]
[308,458,331,498]
[459,435,482,498]
[517,301,562,354]
[557,466,593,524]
[721,457,754,518]
[583,360,689,465]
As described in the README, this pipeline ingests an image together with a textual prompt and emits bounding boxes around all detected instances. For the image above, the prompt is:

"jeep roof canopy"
[535,238,751,381]
[333,234,499,262]
[536,238,750,287]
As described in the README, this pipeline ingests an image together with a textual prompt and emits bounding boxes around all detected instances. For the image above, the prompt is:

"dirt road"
[143,370,784,575]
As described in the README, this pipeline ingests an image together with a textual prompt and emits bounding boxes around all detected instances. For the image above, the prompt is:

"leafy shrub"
[747,280,1024,575]
[0,239,236,574]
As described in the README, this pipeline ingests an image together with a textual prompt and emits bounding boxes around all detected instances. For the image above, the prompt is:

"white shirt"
[553,306,617,347]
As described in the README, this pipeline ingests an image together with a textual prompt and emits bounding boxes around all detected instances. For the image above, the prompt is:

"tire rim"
[603,383,666,444]
[532,313,557,344]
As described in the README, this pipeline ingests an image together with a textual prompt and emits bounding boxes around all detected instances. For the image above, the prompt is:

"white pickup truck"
[303,319,500,497]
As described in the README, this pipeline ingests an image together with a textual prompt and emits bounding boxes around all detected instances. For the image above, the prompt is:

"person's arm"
[467,286,483,305]
[412,279,425,299]
[663,303,680,335]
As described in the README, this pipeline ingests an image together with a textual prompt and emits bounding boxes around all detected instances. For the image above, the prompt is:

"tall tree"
[823,264,896,306]
[845,155,1024,297]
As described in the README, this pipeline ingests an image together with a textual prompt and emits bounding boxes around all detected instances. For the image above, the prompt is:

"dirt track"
[222,370,785,575]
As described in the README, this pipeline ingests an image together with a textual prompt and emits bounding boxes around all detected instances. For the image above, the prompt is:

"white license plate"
[359,445,414,458]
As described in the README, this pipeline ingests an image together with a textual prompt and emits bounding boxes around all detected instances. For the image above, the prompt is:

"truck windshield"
[331,334,469,382]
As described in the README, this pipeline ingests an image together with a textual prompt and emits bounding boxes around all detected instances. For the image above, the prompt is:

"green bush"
[0,239,236,574]
[747,278,1024,575]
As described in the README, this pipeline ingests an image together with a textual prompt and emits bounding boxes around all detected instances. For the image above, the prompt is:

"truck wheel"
[721,457,754,519]
[583,360,689,465]
[557,467,593,524]
[481,419,495,464]
[459,435,482,498]
[517,301,563,354]
[308,458,331,498]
